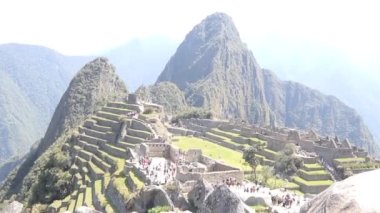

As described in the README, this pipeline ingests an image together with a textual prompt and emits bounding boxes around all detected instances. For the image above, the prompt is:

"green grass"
[129,171,144,189]
[250,205,269,213]
[50,200,62,209]
[334,157,366,164]
[89,161,104,175]
[113,177,130,200]
[84,187,93,207]
[293,176,333,186]
[264,176,300,189]
[303,163,324,170]
[94,180,102,194]
[76,192,84,209]
[67,199,76,213]
[298,169,329,175]
[212,128,241,137]
[172,136,251,171]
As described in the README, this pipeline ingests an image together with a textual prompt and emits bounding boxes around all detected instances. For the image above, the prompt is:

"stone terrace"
[48,100,154,213]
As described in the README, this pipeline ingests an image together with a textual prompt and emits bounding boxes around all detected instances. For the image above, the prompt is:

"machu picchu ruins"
[1,8,380,213]
[18,93,374,213]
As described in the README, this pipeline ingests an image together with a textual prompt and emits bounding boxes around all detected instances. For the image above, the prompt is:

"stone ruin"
[175,118,371,166]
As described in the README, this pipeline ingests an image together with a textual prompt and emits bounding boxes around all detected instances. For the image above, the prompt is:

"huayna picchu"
[1,12,380,213]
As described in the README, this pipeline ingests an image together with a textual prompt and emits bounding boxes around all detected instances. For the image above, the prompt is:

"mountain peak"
[37,57,128,155]
[185,12,241,44]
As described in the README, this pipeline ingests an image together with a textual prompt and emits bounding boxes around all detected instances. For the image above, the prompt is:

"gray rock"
[244,195,271,207]
[200,185,246,213]
[1,201,23,213]
[126,185,174,212]
[74,206,102,213]
[188,179,213,210]
[301,169,380,213]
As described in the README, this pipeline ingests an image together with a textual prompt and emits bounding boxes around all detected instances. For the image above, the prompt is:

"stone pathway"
[138,157,177,185]
[229,182,308,213]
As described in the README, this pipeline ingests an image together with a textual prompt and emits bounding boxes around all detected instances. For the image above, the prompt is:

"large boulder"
[188,179,213,210]
[199,185,253,213]
[244,195,271,207]
[126,185,174,212]
[1,201,23,213]
[301,169,380,213]
[75,206,102,213]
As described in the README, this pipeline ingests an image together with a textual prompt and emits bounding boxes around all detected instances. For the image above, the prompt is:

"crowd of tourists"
[138,156,176,185]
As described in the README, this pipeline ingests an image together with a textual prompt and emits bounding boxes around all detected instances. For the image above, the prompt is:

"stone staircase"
[48,101,151,213]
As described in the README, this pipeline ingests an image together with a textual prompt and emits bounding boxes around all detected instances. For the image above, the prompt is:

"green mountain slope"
[0,43,90,166]
[0,57,128,203]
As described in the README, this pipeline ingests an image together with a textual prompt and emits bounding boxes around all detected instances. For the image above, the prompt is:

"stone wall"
[297,183,330,194]
[169,146,179,162]
[186,149,202,162]
[212,161,239,172]
[297,170,331,181]
[131,119,152,132]
[145,143,171,158]
[201,170,244,184]
[105,180,128,213]
[167,127,189,136]
[176,169,243,185]
[313,145,354,164]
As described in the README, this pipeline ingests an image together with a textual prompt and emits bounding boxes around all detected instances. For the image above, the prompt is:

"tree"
[260,166,274,186]
[274,144,303,176]
[243,145,263,181]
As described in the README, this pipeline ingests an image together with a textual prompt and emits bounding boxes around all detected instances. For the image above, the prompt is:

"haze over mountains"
[0,12,379,174]
[0,44,90,164]
[156,13,379,155]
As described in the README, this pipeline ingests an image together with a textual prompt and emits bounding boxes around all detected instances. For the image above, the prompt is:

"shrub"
[274,145,303,176]
[148,206,171,213]
[143,108,154,114]
[171,108,213,123]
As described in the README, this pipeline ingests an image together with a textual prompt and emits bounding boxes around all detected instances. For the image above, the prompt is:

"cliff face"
[156,13,379,156]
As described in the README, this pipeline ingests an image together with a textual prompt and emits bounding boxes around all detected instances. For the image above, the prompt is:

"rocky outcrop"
[199,185,252,213]
[156,12,379,156]
[1,201,23,213]
[188,179,213,210]
[126,185,174,212]
[300,169,380,213]
[74,206,102,213]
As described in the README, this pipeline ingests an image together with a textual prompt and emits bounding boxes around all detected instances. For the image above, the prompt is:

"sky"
[0,0,379,61]
[1,0,380,137]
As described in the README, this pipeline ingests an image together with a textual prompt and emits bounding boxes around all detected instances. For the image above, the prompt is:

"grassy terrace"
[211,128,240,137]
[84,187,93,207]
[334,157,366,164]
[206,131,249,148]
[303,163,324,170]
[129,171,145,189]
[293,176,333,186]
[210,128,266,146]
[298,169,329,175]
[172,136,251,171]
[113,177,130,200]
